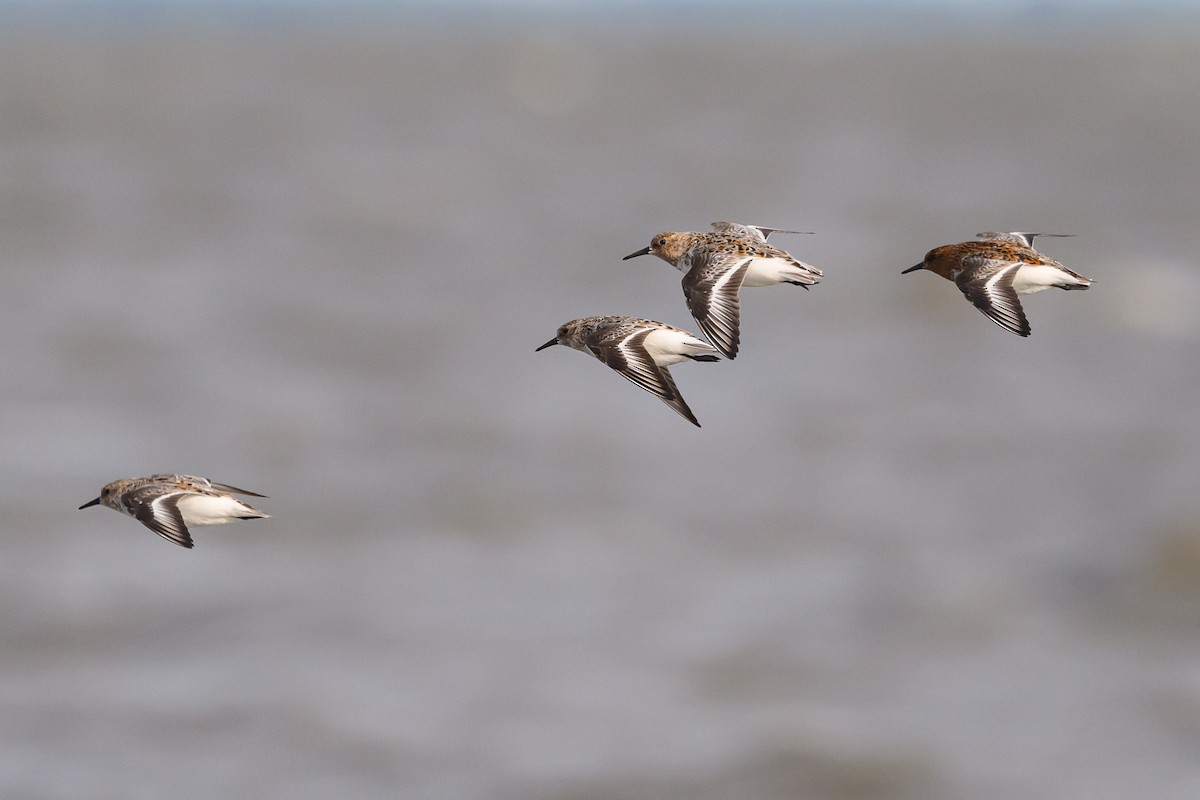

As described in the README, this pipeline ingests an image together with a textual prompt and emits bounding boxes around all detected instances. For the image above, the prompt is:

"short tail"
[236,503,270,520]
[1058,269,1094,290]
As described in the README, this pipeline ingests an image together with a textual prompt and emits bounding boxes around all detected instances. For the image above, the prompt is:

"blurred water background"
[2,1,1200,798]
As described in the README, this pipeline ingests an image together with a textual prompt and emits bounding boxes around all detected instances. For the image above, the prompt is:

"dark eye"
[656,238,666,247]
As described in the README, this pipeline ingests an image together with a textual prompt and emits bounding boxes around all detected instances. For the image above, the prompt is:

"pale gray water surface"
[2,12,1200,800]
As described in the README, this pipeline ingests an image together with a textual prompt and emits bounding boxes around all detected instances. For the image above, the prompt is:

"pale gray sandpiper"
[535,315,720,427]
[623,221,823,360]
[78,474,270,549]
[902,231,1094,337]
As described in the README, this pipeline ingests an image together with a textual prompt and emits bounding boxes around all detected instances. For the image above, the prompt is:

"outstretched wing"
[710,221,810,241]
[152,474,267,498]
[682,254,752,359]
[976,231,1073,248]
[206,481,268,498]
[592,328,701,427]
[134,492,195,548]
[955,258,1031,337]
